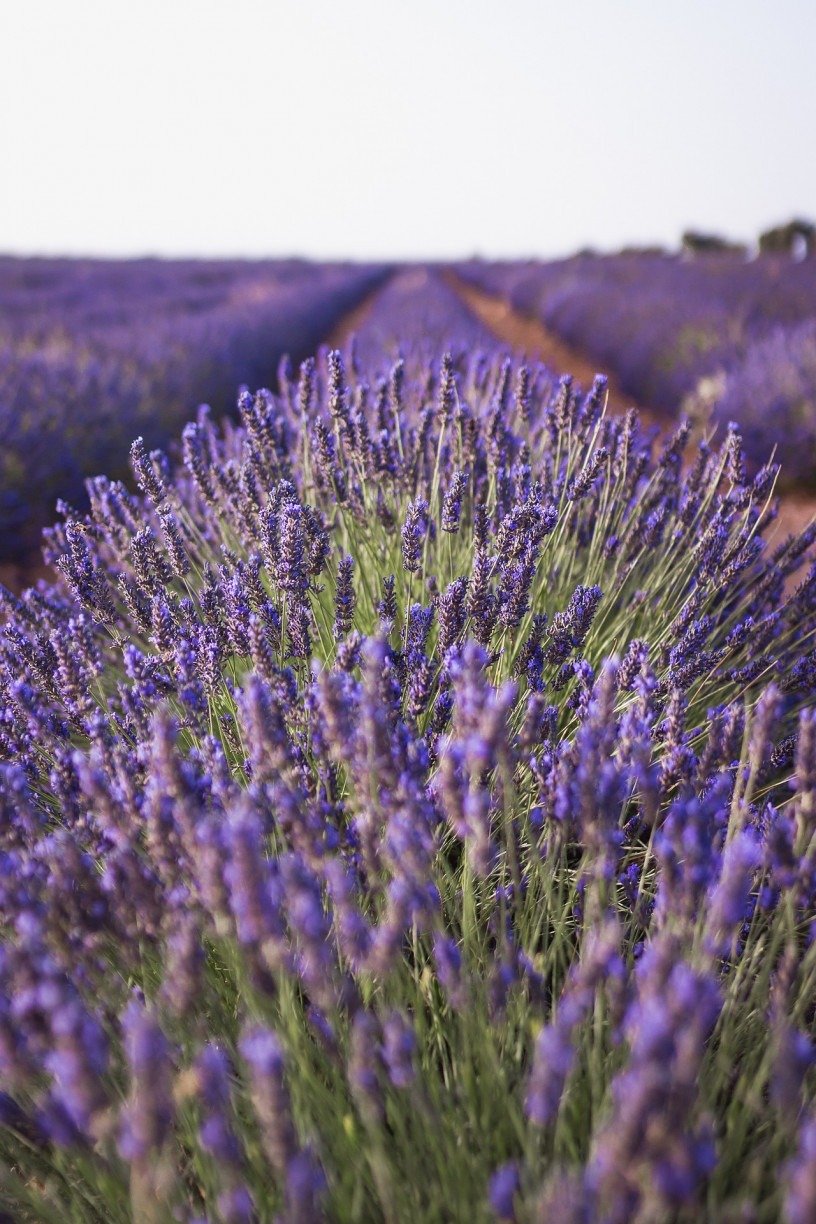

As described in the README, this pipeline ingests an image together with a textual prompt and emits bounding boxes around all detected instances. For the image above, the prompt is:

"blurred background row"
[2,224,815,565]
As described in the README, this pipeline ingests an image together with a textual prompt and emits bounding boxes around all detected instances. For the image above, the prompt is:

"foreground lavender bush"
[1,345,816,1221]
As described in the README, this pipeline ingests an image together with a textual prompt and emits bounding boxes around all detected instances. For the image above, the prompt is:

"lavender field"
[1,256,816,1222]
[457,251,816,487]
[0,258,388,560]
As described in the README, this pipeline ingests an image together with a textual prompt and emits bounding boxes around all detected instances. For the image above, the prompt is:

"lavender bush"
[710,320,816,488]
[1,343,816,1221]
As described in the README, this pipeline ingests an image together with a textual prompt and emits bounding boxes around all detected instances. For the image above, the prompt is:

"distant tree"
[681,230,748,257]
[618,245,669,257]
[758,218,815,257]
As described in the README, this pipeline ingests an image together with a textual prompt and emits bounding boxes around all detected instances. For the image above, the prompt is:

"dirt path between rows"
[0,558,53,598]
[447,271,660,430]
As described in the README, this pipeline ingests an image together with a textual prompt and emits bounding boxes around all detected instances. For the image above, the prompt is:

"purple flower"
[285,1146,328,1220]
[566,446,608,502]
[705,829,761,954]
[526,1020,575,1128]
[119,998,174,1163]
[348,1012,383,1125]
[488,1161,521,1221]
[784,1113,816,1224]
[381,1010,416,1088]
[223,802,287,961]
[433,933,467,1011]
[196,1043,246,1187]
[402,498,429,574]
[770,1020,815,1122]
[45,999,109,1139]
[441,470,468,533]
[587,941,721,1221]
[334,554,356,639]
[239,1025,297,1175]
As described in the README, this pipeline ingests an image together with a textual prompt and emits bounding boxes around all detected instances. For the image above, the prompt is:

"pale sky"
[1,0,813,260]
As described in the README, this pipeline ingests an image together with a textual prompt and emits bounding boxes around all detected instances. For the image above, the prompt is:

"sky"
[1,0,814,261]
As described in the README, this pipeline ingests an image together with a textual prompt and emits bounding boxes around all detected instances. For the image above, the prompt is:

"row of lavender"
[349,266,499,367]
[0,257,389,559]
[1,324,815,1219]
[456,253,816,487]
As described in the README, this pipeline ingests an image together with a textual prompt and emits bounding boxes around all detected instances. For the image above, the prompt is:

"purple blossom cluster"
[457,252,816,485]
[0,341,815,1219]
[0,257,388,557]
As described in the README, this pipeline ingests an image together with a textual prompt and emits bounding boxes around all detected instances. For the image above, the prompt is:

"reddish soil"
[0,557,54,598]
[773,494,816,543]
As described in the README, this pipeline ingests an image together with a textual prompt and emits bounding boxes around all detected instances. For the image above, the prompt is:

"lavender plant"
[1,344,816,1221]
[711,320,816,488]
